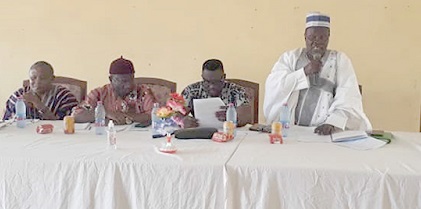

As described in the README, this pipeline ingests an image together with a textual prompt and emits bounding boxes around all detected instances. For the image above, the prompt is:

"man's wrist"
[38,105,49,115]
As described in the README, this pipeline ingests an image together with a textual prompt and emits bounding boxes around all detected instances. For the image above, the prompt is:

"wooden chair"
[23,76,87,102]
[134,77,177,107]
[226,79,259,124]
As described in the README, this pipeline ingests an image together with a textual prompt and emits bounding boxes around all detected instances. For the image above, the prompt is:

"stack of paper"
[330,131,368,142]
[335,137,387,150]
[331,130,387,150]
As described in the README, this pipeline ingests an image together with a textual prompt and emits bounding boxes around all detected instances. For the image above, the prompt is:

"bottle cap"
[108,120,114,128]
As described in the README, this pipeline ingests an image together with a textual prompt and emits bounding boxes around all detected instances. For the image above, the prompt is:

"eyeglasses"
[203,78,225,87]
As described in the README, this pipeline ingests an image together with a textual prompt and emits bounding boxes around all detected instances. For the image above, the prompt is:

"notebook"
[330,131,368,142]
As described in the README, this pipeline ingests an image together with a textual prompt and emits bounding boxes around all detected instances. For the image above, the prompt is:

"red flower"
[169,93,185,105]
[166,93,187,115]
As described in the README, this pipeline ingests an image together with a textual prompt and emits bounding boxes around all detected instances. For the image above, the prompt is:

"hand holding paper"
[215,106,227,122]
[193,98,225,128]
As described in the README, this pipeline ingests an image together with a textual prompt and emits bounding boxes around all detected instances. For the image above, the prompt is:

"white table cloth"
[226,127,421,209]
[2,121,421,209]
[0,121,245,209]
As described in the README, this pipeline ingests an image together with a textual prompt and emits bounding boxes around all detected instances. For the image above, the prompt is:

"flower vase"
[156,117,179,136]
[159,133,177,154]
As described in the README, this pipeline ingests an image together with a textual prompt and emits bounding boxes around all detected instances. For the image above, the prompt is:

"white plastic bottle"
[15,97,26,128]
[151,103,160,136]
[279,103,290,137]
[226,103,237,135]
[107,120,117,149]
[95,101,106,135]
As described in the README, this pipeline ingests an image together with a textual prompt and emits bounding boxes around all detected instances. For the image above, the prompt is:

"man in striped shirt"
[3,61,78,120]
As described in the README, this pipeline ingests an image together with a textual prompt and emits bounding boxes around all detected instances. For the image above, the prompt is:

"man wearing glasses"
[264,12,372,135]
[181,59,251,128]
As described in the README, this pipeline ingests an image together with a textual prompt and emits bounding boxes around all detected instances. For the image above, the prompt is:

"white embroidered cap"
[306,12,330,28]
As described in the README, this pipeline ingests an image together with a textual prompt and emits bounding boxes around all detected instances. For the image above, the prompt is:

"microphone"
[312,52,322,61]
[310,52,322,85]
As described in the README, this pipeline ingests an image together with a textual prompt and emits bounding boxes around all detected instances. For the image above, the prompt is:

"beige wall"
[1,0,420,131]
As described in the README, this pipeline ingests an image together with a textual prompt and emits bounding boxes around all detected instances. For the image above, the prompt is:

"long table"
[226,131,421,209]
[0,121,245,209]
[0,121,421,209]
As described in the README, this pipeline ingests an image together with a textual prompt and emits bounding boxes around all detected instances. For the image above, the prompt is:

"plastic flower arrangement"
[166,93,187,115]
[155,93,187,154]
[156,107,174,118]
[155,93,187,132]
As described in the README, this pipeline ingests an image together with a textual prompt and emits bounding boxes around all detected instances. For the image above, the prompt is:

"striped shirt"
[3,85,79,120]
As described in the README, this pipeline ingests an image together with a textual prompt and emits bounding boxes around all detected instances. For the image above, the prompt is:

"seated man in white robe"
[263,12,372,135]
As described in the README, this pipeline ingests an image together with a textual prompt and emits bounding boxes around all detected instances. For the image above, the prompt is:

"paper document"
[0,122,7,129]
[288,126,331,143]
[334,136,387,150]
[331,131,368,142]
[193,98,225,129]
[75,123,91,130]
[289,126,387,149]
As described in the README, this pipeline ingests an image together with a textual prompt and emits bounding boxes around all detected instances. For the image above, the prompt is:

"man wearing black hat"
[74,57,156,125]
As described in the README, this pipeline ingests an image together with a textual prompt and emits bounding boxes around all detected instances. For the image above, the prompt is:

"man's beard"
[309,47,324,60]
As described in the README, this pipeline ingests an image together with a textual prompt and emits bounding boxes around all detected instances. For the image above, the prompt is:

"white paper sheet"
[288,125,332,142]
[334,136,387,150]
[290,127,387,149]
[75,123,91,130]
[331,130,368,142]
[193,98,225,129]
[0,119,38,130]
[0,122,7,129]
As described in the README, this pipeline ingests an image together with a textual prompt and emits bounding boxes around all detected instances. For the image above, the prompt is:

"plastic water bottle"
[151,103,160,136]
[107,120,117,149]
[226,103,237,135]
[95,101,106,135]
[279,103,290,137]
[15,97,26,128]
